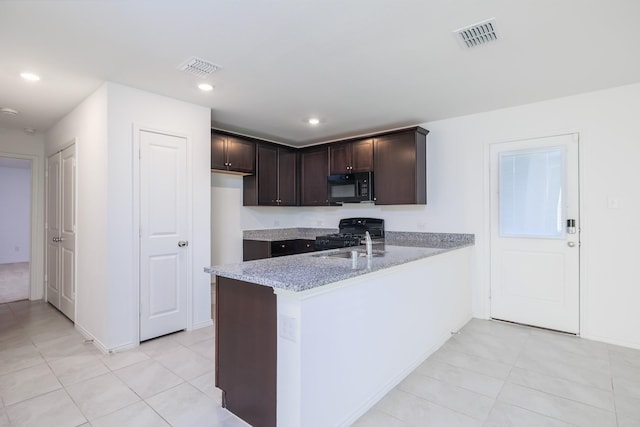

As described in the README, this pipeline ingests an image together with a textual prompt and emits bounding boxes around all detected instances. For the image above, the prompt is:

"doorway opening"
[0,157,32,303]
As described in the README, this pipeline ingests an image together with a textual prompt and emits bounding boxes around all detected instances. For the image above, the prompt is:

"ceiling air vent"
[454,18,498,48]
[177,56,221,78]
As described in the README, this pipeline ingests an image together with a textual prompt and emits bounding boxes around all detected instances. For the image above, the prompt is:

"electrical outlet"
[417,223,427,230]
[316,220,323,226]
[274,220,280,226]
[607,197,619,209]
[279,315,298,342]
[14,246,19,252]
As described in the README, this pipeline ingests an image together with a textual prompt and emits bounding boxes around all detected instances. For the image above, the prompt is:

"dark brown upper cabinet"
[329,138,373,174]
[244,144,298,206]
[373,127,428,205]
[299,146,330,206]
[211,131,256,174]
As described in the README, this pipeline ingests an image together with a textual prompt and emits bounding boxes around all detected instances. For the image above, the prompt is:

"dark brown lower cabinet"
[216,277,276,427]
[243,239,316,261]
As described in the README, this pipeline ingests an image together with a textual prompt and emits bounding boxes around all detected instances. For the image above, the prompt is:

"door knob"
[567,241,576,247]
[178,241,188,248]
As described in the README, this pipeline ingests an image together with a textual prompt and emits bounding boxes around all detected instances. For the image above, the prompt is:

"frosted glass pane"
[499,148,565,237]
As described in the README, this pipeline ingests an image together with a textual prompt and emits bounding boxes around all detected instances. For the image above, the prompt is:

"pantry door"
[490,134,580,333]
[139,130,189,341]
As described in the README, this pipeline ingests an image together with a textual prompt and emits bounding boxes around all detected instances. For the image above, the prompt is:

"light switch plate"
[607,196,619,209]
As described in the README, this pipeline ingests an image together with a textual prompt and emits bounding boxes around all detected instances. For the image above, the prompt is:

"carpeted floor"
[0,262,29,303]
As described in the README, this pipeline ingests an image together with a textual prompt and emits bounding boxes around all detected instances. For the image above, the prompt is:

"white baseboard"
[191,319,213,330]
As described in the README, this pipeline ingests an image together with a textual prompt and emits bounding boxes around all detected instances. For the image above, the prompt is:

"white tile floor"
[2,299,640,426]
[354,318,640,427]
[0,300,248,427]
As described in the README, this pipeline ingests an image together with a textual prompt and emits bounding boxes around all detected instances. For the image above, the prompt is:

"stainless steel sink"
[313,250,385,259]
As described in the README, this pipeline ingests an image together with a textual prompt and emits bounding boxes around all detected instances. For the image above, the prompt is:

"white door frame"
[0,151,43,301]
[483,130,585,334]
[132,124,194,344]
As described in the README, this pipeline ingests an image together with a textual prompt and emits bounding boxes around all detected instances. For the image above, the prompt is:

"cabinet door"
[211,133,228,171]
[351,139,374,172]
[277,148,298,206]
[300,147,329,206]
[374,131,426,205]
[227,136,256,174]
[243,240,271,261]
[216,277,277,427]
[329,142,351,174]
[257,145,279,205]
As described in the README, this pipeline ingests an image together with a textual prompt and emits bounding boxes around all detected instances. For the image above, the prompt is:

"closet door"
[46,145,76,321]
[46,152,61,309]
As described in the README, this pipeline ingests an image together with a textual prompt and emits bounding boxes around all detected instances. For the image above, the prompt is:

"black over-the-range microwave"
[327,171,374,204]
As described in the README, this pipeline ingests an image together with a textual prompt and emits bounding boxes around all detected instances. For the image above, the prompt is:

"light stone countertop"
[242,227,337,241]
[206,232,474,292]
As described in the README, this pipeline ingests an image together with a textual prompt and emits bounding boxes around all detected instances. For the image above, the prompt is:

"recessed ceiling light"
[198,83,214,92]
[308,118,320,125]
[0,107,19,115]
[20,72,40,81]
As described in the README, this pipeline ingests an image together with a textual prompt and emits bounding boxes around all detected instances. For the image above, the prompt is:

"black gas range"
[315,218,384,251]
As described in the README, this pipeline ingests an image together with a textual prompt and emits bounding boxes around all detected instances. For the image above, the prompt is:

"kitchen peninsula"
[206,231,474,427]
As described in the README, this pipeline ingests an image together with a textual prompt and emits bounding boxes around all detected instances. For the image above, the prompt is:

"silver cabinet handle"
[178,241,189,248]
[52,237,64,242]
[567,241,576,247]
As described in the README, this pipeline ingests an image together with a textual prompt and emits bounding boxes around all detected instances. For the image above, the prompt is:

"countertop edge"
[206,237,474,292]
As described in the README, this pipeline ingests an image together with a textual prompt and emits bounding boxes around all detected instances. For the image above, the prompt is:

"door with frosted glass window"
[490,134,579,333]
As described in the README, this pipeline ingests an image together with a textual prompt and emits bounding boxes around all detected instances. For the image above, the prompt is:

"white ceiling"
[1,0,639,146]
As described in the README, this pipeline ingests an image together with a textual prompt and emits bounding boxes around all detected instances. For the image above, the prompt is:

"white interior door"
[490,134,580,333]
[46,152,61,309]
[139,130,188,341]
[46,144,76,321]
[59,146,76,319]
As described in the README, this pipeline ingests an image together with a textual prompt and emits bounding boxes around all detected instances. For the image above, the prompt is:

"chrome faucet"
[365,231,372,257]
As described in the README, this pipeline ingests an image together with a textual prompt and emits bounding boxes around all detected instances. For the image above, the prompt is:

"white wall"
[423,82,640,349]
[0,127,45,299]
[210,81,640,349]
[210,174,244,266]
[106,82,211,348]
[0,165,31,263]
[47,82,211,351]
[47,84,110,347]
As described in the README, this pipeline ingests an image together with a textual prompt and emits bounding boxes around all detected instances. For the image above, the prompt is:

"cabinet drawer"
[270,240,298,257]
[297,240,315,253]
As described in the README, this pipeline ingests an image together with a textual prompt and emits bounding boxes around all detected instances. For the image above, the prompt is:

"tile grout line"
[607,345,620,427]
[480,322,532,424]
